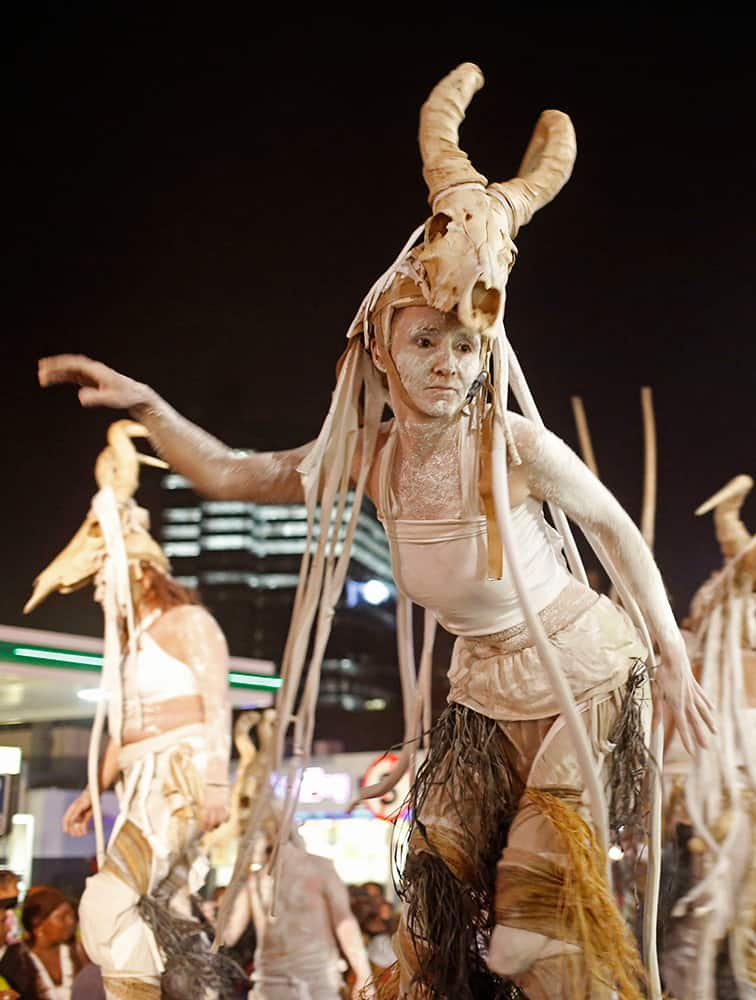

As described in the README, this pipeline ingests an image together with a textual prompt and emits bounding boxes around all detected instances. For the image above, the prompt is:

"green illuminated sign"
[0,641,281,691]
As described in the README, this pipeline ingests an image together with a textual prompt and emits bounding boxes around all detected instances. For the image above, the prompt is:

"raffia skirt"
[381,583,653,1000]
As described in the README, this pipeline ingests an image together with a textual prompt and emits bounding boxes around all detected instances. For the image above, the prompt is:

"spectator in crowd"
[223,830,374,999]
[348,883,397,978]
[0,870,41,1000]
[22,885,89,999]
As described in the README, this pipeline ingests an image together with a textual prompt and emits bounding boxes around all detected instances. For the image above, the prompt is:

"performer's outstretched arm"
[509,412,716,755]
[38,354,312,503]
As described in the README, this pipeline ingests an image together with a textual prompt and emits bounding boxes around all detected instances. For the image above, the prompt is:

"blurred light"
[1,641,279,692]
[228,673,282,690]
[77,688,106,703]
[361,580,390,605]
[608,844,624,861]
[0,747,22,774]
[364,698,387,711]
[12,646,102,668]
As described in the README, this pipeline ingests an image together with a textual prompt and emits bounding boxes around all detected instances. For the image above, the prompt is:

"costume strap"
[214,341,386,945]
[87,486,138,867]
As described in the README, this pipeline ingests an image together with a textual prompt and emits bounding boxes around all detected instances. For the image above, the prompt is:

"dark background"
[5,10,754,645]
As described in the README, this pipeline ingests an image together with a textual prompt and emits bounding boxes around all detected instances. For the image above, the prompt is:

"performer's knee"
[79,871,131,958]
[486,924,578,977]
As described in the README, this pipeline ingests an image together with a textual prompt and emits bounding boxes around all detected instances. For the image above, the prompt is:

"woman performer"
[24,420,243,999]
[37,64,714,999]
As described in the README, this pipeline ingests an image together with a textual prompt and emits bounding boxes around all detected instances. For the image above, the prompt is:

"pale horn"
[416,61,576,333]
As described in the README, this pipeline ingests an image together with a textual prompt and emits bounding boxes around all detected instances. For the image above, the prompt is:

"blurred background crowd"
[1,868,399,999]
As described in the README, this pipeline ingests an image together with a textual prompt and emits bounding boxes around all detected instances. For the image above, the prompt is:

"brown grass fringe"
[519,787,646,1000]
[102,977,161,999]
[362,960,401,1000]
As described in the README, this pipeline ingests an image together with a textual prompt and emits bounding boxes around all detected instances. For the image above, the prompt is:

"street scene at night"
[2,11,754,999]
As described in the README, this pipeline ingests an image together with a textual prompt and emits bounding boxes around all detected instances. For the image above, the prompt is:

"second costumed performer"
[24,420,246,999]
[37,64,715,999]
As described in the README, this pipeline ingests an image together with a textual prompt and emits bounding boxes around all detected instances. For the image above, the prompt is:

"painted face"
[387,306,482,419]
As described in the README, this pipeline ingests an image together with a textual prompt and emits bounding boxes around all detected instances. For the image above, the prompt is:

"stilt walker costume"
[661,475,756,1000]
[24,421,245,1000]
[36,63,715,1000]
[209,63,710,1000]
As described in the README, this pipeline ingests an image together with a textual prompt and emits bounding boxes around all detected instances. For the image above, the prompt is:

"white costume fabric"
[79,622,211,997]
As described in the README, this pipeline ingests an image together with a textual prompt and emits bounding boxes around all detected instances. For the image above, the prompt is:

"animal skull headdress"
[350,62,576,351]
[24,419,169,614]
[24,419,171,866]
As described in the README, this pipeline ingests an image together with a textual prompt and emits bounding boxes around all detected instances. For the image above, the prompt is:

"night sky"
[5,11,755,645]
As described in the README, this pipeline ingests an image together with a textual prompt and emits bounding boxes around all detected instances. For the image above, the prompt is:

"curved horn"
[489,108,577,236]
[696,474,754,559]
[233,710,261,762]
[95,420,167,501]
[418,62,488,206]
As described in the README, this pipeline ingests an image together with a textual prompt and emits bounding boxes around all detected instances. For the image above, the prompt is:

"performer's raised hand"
[62,788,93,837]
[38,354,149,411]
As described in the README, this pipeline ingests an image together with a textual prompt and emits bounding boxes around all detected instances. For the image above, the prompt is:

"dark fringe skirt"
[392,702,526,999]
[388,661,652,1000]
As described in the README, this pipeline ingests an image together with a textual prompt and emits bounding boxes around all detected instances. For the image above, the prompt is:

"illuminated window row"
[163,535,391,575]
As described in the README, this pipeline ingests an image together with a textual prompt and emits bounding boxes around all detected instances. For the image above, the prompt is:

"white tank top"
[377,421,571,636]
[133,631,198,703]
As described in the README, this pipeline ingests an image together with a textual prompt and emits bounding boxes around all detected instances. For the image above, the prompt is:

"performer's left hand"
[200,784,229,832]
[654,637,716,755]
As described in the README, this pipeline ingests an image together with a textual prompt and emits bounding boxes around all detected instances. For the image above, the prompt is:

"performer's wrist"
[128,382,158,419]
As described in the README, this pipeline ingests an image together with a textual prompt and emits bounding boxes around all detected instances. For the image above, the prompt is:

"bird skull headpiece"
[24,419,170,614]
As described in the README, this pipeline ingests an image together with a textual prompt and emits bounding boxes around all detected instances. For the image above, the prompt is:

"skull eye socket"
[428,212,451,241]
[472,283,500,320]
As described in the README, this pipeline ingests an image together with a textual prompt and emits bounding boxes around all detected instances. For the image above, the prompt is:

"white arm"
[133,388,314,502]
[509,412,715,753]
[321,862,375,999]
[38,354,313,502]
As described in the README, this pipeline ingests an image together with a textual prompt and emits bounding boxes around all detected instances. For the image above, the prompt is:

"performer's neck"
[394,409,463,458]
